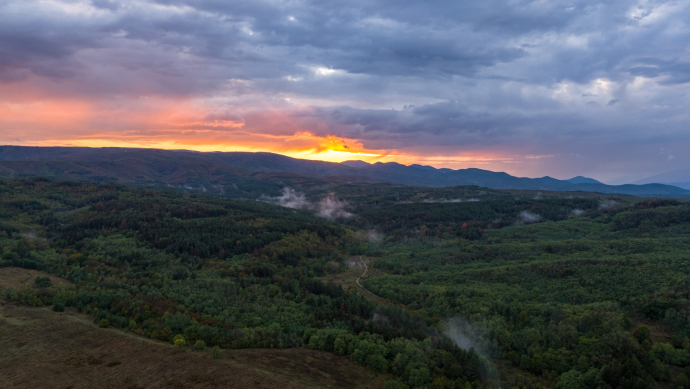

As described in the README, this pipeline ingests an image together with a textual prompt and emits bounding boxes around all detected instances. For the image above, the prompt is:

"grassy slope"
[0,269,387,389]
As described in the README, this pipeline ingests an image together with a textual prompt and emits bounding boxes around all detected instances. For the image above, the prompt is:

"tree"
[4,287,18,301]
[17,241,30,259]
[351,349,365,364]
[34,276,52,288]
[382,380,405,389]
[408,367,431,388]
[556,370,584,389]
[633,325,652,344]
[173,334,186,347]
[367,353,388,373]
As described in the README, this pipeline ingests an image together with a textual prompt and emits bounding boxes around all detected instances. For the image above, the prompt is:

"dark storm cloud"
[0,32,74,80]
[0,15,100,82]
[628,59,690,85]
[2,0,682,85]
[1,0,690,181]
[321,103,518,138]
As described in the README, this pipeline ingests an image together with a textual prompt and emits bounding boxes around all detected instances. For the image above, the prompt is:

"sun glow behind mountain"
[54,132,392,164]
[1,93,516,169]
[24,132,512,168]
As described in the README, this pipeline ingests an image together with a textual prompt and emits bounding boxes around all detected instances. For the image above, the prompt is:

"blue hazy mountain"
[565,176,603,185]
[0,146,687,196]
[634,169,690,190]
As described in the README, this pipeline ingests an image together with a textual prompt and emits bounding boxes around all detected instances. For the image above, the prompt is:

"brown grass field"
[0,268,388,389]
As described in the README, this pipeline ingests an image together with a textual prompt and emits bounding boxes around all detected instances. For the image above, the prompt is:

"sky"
[1,0,689,183]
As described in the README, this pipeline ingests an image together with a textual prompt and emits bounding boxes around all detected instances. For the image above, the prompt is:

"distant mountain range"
[634,169,690,190]
[0,146,688,197]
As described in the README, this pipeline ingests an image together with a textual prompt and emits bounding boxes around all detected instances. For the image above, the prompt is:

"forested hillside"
[356,199,690,388]
[1,146,688,197]
[0,178,483,388]
[2,177,690,388]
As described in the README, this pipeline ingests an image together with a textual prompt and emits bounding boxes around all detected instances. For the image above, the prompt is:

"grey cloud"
[3,0,688,87]
[256,101,594,153]
[628,60,690,85]
[148,0,529,78]
[0,29,93,81]
[316,101,585,139]
[91,0,120,11]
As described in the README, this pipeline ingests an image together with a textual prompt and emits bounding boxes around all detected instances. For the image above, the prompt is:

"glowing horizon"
[0,91,528,173]
[11,135,519,172]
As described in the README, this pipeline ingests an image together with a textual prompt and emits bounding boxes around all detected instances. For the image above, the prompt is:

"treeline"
[349,198,607,240]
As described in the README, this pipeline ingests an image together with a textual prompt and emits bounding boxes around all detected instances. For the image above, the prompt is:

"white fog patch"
[364,230,383,242]
[260,187,352,220]
[571,208,584,216]
[354,229,384,243]
[317,194,352,220]
[421,198,464,203]
[444,318,501,382]
[275,187,310,209]
[518,211,541,224]
[599,199,619,209]
[445,321,484,354]
[444,318,494,357]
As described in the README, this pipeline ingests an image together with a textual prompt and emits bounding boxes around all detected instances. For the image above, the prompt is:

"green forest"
[2,177,690,389]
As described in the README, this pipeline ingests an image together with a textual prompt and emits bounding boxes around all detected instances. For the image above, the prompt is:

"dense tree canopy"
[2,177,690,388]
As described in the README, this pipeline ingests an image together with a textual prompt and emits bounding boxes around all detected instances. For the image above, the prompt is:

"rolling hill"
[0,146,688,197]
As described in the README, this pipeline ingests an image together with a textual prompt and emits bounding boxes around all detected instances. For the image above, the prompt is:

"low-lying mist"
[260,187,353,220]
[516,211,541,225]
[443,317,501,382]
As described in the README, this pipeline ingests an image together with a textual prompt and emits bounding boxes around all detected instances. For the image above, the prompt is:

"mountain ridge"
[634,169,690,190]
[0,146,687,197]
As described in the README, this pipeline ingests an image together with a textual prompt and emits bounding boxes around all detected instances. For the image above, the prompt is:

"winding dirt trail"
[355,256,376,296]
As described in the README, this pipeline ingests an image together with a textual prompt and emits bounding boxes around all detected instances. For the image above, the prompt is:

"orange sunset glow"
[0,93,519,171]
[23,133,514,168]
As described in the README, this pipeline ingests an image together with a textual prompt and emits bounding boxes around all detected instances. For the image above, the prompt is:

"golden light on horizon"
[20,134,523,171]
[35,132,390,164]
[0,93,527,172]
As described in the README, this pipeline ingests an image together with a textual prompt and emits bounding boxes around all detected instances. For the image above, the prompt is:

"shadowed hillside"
[1,146,688,197]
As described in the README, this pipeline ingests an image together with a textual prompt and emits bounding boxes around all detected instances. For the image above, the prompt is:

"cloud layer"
[1,0,690,181]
